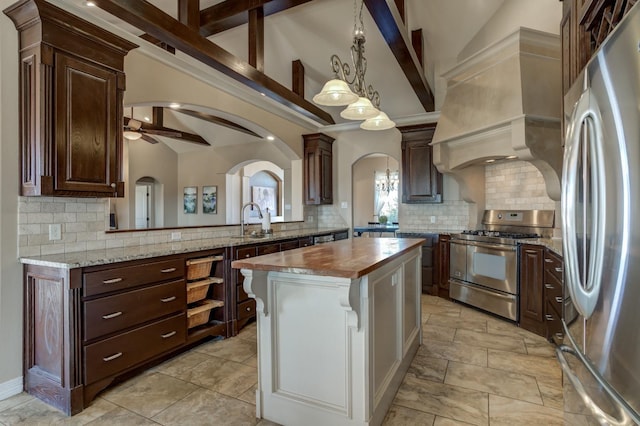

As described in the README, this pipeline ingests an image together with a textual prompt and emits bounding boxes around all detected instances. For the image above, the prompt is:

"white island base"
[239,240,422,426]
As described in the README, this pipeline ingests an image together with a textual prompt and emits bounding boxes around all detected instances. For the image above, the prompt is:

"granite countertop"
[397,228,461,235]
[232,237,425,279]
[522,238,563,256]
[20,228,349,269]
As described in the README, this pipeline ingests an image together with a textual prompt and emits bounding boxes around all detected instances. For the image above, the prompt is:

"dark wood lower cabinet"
[519,244,565,341]
[544,249,564,343]
[519,244,546,336]
[23,250,227,415]
[395,233,450,298]
[436,234,451,299]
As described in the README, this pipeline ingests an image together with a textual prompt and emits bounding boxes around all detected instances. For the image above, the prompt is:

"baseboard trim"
[0,376,23,400]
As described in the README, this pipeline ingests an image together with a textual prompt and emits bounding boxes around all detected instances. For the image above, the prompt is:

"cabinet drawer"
[237,284,249,303]
[236,247,257,259]
[84,280,185,341]
[545,299,563,341]
[84,259,184,297]
[238,299,256,321]
[544,252,563,282]
[280,240,299,251]
[544,270,563,306]
[84,313,185,384]
[257,243,280,255]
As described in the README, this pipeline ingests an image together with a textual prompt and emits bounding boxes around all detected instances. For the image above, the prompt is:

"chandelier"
[312,0,395,131]
[376,158,399,194]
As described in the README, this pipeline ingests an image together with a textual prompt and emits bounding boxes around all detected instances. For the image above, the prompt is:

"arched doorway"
[352,154,399,229]
[135,176,158,229]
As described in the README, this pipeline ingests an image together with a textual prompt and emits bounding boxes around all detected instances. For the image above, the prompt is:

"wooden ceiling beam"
[363,0,434,112]
[199,0,312,37]
[124,115,211,146]
[248,7,265,72]
[92,0,334,125]
[172,108,262,138]
[178,0,200,30]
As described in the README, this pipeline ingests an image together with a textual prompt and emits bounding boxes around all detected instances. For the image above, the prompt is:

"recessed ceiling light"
[84,1,96,6]
[506,155,517,159]
[266,136,275,141]
[143,116,151,122]
[260,93,266,97]
[485,159,496,163]
[169,103,181,109]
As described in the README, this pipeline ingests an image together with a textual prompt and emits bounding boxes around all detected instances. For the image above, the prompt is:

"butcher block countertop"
[232,237,425,279]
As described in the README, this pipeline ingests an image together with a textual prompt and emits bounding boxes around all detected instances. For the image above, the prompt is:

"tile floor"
[0,295,564,425]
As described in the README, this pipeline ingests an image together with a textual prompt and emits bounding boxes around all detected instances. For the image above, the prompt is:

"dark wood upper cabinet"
[4,0,138,197]
[561,0,636,97]
[303,133,334,205]
[399,124,443,204]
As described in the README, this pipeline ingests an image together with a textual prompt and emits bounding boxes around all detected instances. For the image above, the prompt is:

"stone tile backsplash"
[485,161,556,211]
[400,200,470,232]
[18,161,554,257]
[17,197,316,257]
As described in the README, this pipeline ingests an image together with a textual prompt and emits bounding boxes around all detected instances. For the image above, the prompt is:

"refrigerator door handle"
[561,88,607,319]
[556,345,637,425]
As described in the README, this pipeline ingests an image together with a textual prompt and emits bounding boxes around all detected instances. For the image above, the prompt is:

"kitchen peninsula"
[233,237,423,426]
[18,227,347,415]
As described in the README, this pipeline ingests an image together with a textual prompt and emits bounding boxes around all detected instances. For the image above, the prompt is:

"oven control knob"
[498,213,503,219]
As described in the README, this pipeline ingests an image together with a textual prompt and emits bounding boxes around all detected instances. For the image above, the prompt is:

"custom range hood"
[432,28,563,207]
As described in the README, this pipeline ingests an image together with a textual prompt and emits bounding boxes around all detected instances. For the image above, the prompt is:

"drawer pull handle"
[555,332,564,339]
[161,331,177,339]
[246,307,251,311]
[103,278,123,284]
[245,254,250,258]
[161,267,177,273]
[102,311,123,320]
[103,352,123,362]
[161,296,177,303]
[544,284,554,289]
[555,296,563,303]
[555,267,563,273]
[545,314,554,321]
[544,258,553,263]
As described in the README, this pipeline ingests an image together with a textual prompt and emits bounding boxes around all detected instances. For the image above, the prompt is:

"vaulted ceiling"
[53,0,538,149]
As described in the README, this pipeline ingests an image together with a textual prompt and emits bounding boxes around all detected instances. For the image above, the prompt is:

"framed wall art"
[202,185,217,214]
[183,186,197,214]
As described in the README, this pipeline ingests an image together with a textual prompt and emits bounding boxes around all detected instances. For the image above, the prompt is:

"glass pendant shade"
[360,111,396,130]
[340,97,379,120]
[312,79,359,106]
[123,130,142,140]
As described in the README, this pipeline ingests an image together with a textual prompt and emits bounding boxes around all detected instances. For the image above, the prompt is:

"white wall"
[0,1,25,397]
[458,0,563,61]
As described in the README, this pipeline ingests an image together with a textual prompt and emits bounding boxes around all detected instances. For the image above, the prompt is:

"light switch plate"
[49,224,61,241]
[171,231,181,241]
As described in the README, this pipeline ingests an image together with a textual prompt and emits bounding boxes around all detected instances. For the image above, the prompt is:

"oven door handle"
[465,241,517,251]
[450,279,516,300]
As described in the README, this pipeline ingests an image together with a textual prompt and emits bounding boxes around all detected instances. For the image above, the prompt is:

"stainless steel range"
[449,210,555,321]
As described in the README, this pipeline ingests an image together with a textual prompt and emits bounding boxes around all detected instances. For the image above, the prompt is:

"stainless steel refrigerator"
[560,3,640,425]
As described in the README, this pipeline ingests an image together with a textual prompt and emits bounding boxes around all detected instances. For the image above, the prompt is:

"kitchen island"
[232,238,424,426]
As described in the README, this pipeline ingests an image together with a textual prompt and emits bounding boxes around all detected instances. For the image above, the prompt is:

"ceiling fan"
[123,117,181,143]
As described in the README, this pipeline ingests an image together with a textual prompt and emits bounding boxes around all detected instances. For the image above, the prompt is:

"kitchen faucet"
[240,202,263,236]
